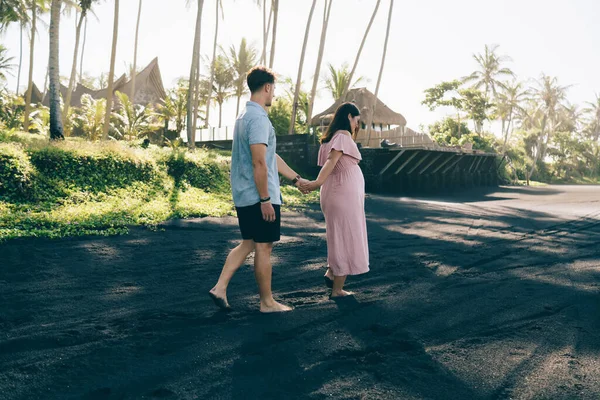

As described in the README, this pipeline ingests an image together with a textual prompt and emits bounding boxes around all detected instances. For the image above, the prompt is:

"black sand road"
[1,185,599,399]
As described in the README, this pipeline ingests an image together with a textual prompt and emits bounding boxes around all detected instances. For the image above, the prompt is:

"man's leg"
[209,239,255,309]
[254,242,292,313]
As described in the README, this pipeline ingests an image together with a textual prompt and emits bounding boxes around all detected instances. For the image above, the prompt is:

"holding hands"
[298,180,320,194]
[291,175,320,194]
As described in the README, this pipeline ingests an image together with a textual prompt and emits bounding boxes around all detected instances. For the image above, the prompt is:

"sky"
[1,0,599,133]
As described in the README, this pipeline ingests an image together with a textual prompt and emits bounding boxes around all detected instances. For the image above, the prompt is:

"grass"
[0,133,319,242]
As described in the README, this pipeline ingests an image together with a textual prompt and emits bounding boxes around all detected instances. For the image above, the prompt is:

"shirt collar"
[246,100,268,117]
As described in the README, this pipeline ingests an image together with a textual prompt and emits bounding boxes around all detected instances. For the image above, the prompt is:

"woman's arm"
[300,149,343,192]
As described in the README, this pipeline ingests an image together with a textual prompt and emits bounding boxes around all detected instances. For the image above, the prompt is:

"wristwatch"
[291,175,301,184]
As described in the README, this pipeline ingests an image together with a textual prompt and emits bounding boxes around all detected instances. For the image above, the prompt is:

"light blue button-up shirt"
[230,101,281,207]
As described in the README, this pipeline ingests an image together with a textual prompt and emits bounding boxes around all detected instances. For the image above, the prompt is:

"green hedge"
[28,146,160,191]
[0,143,33,199]
[165,150,229,192]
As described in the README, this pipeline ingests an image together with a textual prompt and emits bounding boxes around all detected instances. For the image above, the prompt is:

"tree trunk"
[102,0,120,140]
[186,0,204,149]
[289,0,317,134]
[79,16,87,83]
[307,0,332,128]
[192,51,202,142]
[236,95,241,117]
[268,0,278,68]
[205,0,220,128]
[341,0,381,100]
[526,115,547,185]
[49,0,64,140]
[218,101,222,128]
[16,23,23,94]
[261,0,267,64]
[23,1,37,132]
[64,10,86,121]
[41,65,49,104]
[367,0,393,146]
[131,0,143,101]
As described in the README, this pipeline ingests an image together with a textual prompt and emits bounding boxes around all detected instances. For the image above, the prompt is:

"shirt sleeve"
[247,115,271,146]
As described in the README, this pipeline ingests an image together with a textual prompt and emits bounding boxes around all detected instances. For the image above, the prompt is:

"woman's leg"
[331,275,353,297]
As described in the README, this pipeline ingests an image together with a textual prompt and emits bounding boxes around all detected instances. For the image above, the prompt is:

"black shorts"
[236,202,281,243]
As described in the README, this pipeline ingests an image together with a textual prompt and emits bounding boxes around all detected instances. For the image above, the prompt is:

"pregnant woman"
[301,102,370,297]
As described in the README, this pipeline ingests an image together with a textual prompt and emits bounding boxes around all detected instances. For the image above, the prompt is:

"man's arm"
[251,143,275,222]
[251,144,270,199]
[276,154,300,181]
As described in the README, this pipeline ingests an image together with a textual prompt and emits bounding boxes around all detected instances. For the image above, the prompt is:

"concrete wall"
[197,134,500,194]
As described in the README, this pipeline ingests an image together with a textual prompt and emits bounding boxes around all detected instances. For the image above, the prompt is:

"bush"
[0,143,34,199]
[28,145,160,192]
[165,149,229,192]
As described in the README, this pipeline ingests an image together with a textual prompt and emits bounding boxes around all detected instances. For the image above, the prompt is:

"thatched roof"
[27,58,167,109]
[114,57,167,106]
[38,82,96,107]
[310,87,407,127]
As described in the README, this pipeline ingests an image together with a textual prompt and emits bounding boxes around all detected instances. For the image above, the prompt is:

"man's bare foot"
[330,290,354,298]
[209,287,231,310]
[260,300,293,313]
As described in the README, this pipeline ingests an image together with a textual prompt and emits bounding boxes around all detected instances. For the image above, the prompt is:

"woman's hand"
[299,180,320,194]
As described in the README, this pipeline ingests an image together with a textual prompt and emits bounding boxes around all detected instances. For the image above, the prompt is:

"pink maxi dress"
[317,131,370,276]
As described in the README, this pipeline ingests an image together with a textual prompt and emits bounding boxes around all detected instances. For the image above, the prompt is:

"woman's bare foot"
[330,290,354,298]
[209,287,231,310]
[324,268,334,280]
[260,300,294,313]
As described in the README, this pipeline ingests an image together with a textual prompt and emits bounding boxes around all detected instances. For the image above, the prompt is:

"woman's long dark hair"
[320,102,360,144]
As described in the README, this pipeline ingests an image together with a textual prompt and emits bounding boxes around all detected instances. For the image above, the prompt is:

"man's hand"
[260,202,276,222]
[294,178,310,192]
[299,180,320,194]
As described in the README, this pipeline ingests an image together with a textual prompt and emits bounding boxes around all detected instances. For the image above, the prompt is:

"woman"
[301,102,369,297]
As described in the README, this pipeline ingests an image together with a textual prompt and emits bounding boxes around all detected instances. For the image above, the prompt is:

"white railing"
[180,126,234,142]
[355,127,437,148]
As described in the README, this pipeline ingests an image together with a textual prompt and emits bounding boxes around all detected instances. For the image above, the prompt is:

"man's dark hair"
[247,66,276,93]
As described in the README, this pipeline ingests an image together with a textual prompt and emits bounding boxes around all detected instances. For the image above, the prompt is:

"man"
[209,66,308,313]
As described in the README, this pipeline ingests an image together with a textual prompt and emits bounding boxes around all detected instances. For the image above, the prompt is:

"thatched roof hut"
[29,58,167,108]
[310,87,407,127]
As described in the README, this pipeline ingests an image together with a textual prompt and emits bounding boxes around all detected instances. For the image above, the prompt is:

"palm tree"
[268,0,278,68]
[78,10,87,83]
[341,0,381,100]
[186,0,205,149]
[0,0,28,30]
[211,54,234,128]
[323,63,365,101]
[227,38,258,116]
[23,0,50,133]
[525,74,570,184]
[102,0,119,140]
[48,0,64,139]
[463,44,514,101]
[496,80,528,150]
[76,94,105,140]
[16,22,23,93]
[289,0,317,134]
[130,0,143,100]
[204,0,224,128]
[366,0,394,145]
[257,0,271,65]
[583,93,600,142]
[0,45,16,81]
[112,91,153,141]
[307,0,333,127]
[64,0,96,121]
[158,80,188,135]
